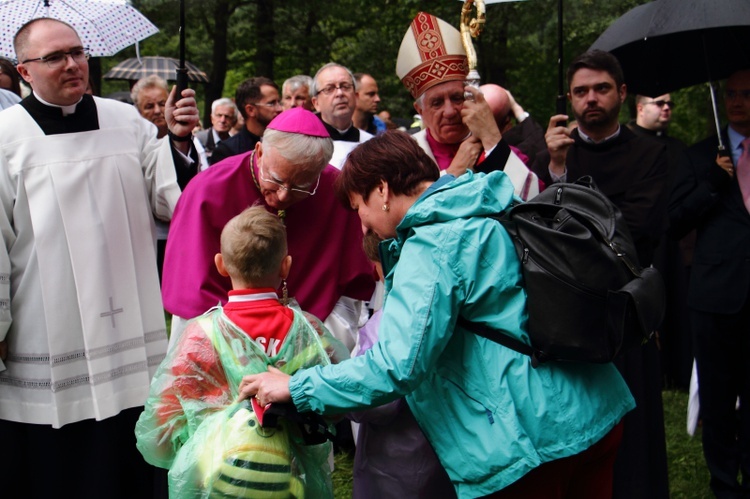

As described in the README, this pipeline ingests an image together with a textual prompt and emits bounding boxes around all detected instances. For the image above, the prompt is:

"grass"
[663,389,713,498]
[330,389,713,498]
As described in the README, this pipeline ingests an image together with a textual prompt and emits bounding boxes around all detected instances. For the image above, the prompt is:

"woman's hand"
[237,366,292,406]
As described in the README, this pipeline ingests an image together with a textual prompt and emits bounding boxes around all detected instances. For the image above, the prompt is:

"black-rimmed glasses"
[316,82,354,96]
[21,47,89,69]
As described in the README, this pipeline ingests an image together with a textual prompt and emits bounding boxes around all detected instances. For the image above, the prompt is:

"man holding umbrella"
[669,68,750,498]
[532,49,670,499]
[0,18,198,498]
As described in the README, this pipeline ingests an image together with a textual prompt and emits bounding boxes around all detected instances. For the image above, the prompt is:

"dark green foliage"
[97,1,723,147]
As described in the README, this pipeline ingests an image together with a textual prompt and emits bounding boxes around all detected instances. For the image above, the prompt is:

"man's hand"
[237,366,292,406]
[166,86,199,152]
[446,135,483,177]
[461,86,502,151]
[715,154,734,178]
[545,114,574,177]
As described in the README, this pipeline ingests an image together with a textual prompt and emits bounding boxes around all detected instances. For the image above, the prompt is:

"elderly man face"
[253,142,321,211]
[415,80,469,144]
[313,65,356,129]
[282,84,313,111]
[16,20,88,106]
[211,104,236,133]
[137,86,168,129]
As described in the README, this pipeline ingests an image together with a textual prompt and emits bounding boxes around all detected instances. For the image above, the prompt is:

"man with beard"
[210,77,282,165]
[311,63,373,169]
[532,49,669,499]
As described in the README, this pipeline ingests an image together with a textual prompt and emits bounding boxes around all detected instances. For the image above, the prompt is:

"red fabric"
[156,290,295,427]
[424,130,529,170]
[509,145,528,165]
[425,129,460,170]
[482,422,624,499]
[223,288,294,357]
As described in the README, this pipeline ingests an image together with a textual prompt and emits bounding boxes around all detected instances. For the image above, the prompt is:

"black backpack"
[458,176,665,367]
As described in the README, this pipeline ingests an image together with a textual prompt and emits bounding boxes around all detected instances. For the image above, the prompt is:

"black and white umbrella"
[103,56,209,83]
[0,0,158,61]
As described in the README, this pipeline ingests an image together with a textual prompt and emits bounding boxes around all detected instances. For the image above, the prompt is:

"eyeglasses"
[21,47,89,69]
[725,90,750,101]
[259,163,320,196]
[316,82,354,96]
[645,99,676,109]
[253,99,282,109]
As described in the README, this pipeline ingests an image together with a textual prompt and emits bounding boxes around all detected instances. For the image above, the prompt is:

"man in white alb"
[0,17,199,499]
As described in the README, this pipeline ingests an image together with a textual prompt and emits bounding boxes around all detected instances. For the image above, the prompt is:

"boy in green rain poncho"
[136,206,348,498]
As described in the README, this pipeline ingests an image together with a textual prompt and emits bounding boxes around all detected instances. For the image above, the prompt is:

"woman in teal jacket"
[240,131,635,498]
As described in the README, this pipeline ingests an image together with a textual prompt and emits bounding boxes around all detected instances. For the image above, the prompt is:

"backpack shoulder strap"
[457,316,549,367]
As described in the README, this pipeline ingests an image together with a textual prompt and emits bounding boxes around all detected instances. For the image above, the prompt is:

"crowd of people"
[0,9,748,499]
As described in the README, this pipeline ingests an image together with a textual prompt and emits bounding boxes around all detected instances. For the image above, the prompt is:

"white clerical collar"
[578,124,621,144]
[34,91,83,116]
[227,291,279,303]
[334,124,353,135]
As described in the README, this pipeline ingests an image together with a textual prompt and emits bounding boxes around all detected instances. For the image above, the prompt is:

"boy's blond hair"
[220,206,287,285]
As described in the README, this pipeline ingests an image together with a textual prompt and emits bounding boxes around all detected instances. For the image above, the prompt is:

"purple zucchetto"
[266,107,329,137]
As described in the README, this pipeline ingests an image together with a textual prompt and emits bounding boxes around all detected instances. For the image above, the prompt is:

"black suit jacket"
[196,127,218,156]
[669,129,750,314]
[209,127,261,165]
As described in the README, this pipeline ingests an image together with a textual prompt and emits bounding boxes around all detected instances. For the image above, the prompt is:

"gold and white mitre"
[396,12,469,99]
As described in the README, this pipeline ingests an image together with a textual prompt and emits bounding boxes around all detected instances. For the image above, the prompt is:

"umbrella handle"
[176,68,188,97]
[555,94,567,127]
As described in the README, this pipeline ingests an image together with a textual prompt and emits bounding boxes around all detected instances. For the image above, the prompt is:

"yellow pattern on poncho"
[136,306,346,498]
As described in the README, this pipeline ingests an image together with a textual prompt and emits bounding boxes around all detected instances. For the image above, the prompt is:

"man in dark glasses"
[631,94,678,138]
[627,93,691,394]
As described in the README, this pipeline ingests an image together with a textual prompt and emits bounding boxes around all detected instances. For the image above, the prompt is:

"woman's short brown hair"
[335,130,439,207]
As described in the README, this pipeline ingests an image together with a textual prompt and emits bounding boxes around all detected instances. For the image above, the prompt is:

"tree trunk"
[255,0,275,80]
[204,0,233,127]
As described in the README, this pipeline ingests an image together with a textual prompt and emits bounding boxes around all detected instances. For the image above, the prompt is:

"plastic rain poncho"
[136,305,347,498]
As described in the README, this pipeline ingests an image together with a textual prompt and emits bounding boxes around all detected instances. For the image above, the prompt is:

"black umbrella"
[590,0,750,151]
[591,0,750,96]
[103,56,209,83]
